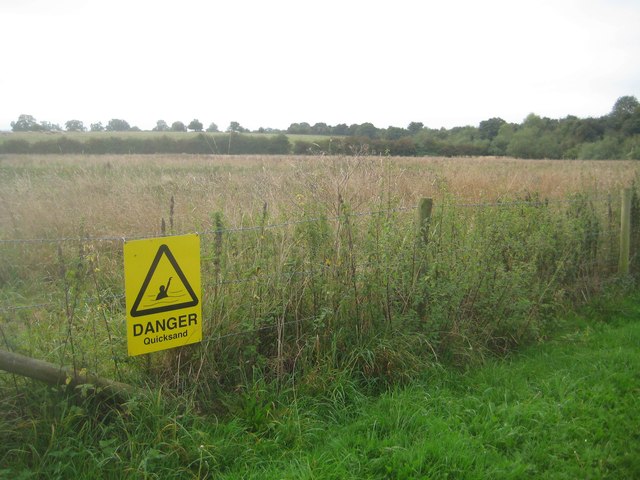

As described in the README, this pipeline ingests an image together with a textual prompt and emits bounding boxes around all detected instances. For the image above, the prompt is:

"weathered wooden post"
[416,198,433,246]
[0,349,139,401]
[416,198,433,319]
[619,188,632,275]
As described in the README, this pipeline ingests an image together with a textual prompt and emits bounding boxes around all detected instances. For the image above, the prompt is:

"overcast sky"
[1,0,639,132]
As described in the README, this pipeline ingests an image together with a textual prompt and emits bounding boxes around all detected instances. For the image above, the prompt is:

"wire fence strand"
[205,314,318,343]
[0,222,619,315]
[0,194,614,245]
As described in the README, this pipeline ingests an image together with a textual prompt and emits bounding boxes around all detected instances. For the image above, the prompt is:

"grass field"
[1,290,638,478]
[1,154,639,477]
[1,154,637,239]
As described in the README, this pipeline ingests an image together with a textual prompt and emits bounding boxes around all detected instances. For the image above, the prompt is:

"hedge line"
[0,133,292,155]
[0,133,430,157]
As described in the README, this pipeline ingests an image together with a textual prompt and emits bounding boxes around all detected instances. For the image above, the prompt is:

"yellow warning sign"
[124,234,202,356]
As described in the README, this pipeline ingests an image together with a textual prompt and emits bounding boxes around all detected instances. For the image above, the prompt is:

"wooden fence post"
[619,188,632,275]
[416,198,433,320]
[416,198,433,246]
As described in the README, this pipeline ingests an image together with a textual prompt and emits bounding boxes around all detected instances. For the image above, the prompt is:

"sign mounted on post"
[124,234,202,356]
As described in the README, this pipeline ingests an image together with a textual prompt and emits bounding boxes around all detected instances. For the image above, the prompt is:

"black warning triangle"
[130,244,198,317]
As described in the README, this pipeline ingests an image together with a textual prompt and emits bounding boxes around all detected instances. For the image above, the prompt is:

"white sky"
[1,0,639,132]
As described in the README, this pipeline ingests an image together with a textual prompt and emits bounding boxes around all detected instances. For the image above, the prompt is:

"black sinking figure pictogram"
[130,244,198,317]
[155,277,172,300]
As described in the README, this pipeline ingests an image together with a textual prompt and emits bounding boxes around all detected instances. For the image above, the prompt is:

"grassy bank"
[1,290,639,478]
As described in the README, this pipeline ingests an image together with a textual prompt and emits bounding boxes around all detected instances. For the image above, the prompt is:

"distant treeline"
[2,96,639,159]
[0,133,444,157]
[291,95,640,159]
[0,133,293,156]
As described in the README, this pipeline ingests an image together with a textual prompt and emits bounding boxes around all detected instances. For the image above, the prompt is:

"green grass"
[2,291,639,479]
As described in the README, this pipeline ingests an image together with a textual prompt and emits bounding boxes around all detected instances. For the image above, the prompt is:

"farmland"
[1,154,640,477]
[1,154,637,239]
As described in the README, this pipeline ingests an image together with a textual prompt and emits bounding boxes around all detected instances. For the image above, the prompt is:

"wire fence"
[0,197,626,303]
[0,196,611,245]
[0,190,635,386]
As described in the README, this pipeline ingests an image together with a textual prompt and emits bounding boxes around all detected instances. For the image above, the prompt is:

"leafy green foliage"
[2,292,638,478]
[10,114,42,132]
[0,133,294,155]
[152,120,169,132]
[170,121,187,132]
[105,119,130,132]
[65,120,86,132]
[5,95,640,157]
[187,119,203,132]
[226,121,248,133]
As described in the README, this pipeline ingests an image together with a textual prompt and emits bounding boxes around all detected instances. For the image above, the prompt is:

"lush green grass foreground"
[1,292,639,479]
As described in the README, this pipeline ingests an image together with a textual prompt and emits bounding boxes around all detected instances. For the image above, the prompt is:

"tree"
[65,119,86,132]
[10,114,41,132]
[267,134,291,154]
[489,123,516,156]
[572,117,605,142]
[106,119,131,131]
[226,121,247,133]
[287,122,311,134]
[610,96,640,134]
[206,122,219,132]
[90,122,104,132]
[622,110,640,136]
[611,95,639,118]
[40,121,62,132]
[170,121,187,132]
[478,117,506,140]
[331,123,349,136]
[311,122,330,135]
[187,119,203,132]
[354,122,378,138]
[152,120,169,132]
[507,122,561,159]
[522,113,544,130]
[407,122,424,135]
[384,126,408,140]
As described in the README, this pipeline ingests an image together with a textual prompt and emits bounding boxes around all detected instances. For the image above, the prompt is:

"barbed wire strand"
[1,226,622,313]
[0,301,58,313]
[0,194,618,245]
[0,206,414,245]
[447,193,611,209]
[205,314,319,343]
[0,294,126,314]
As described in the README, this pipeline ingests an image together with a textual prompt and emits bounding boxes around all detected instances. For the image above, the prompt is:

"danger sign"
[124,234,202,356]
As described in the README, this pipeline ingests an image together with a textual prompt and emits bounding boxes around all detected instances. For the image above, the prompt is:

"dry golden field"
[1,154,638,241]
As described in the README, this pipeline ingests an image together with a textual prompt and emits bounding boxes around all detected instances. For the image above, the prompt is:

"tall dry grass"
[1,154,637,240]
[1,153,638,398]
